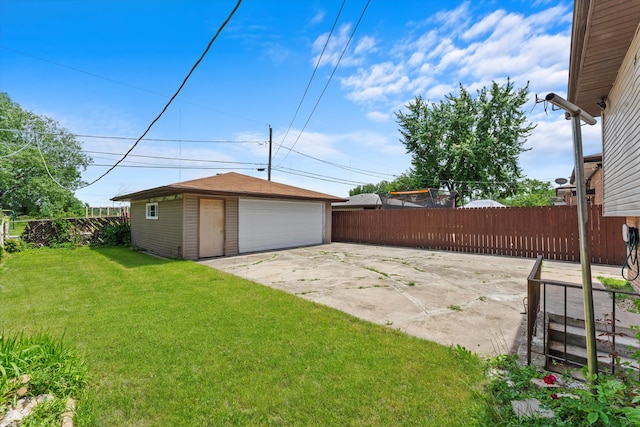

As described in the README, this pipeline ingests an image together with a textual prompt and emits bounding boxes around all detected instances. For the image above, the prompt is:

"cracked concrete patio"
[199,242,621,356]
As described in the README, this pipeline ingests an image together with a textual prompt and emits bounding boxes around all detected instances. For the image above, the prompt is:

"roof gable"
[112,172,346,202]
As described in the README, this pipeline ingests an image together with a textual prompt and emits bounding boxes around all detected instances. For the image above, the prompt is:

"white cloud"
[341,62,409,102]
[273,128,340,160]
[463,10,507,41]
[366,111,391,122]
[432,2,470,31]
[310,10,325,25]
[311,24,376,68]
[354,36,376,55]
[334,2,572,119]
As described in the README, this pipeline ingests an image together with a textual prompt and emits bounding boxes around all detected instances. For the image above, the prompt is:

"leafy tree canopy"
[395,79,535,202]
[0,92,91,216]
[349,172,419,196]
[499,178,555,207]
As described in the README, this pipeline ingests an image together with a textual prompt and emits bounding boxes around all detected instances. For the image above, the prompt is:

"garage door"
[238,198,323,253]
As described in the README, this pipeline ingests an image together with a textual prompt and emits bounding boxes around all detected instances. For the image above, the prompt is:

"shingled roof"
[111,172,347,202]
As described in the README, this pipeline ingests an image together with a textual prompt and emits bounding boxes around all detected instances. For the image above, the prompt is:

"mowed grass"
[0,247,492,426]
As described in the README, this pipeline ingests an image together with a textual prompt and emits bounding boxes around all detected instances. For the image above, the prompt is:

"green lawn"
[0,247,493,426]
[7,219,28,237]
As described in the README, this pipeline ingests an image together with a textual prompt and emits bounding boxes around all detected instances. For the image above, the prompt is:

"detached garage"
[111,172,346,260]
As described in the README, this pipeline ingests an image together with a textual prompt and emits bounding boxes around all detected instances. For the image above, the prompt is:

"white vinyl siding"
[238,198,323,253]
[602,25,640,216]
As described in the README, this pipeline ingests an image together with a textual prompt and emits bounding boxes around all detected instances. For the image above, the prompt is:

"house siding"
[183,194,199,260]
[225,197,239,256]
[181,194,239,260]
[130,197,184,258]
[324,202,332,243]
[602,24,640,217]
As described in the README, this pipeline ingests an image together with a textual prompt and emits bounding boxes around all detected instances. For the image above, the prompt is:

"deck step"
[548,321,640,358]
[547,313,636,337]
[547,340,639,373]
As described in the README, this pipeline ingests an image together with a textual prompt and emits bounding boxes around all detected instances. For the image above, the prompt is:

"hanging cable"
[282,144,396,179]
[273,0,346,160]
[0,46,263,125]
[81,0,242,188]
[273,165,369,186]
[277,0,371,164]
[622,226,640,281]
[89,164,259,171]
[0,128,264,144]
[33,132,73,190]
[0,129,32,158]
[83,150,266,166]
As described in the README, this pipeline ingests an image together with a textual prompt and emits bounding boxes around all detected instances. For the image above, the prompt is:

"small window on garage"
[146,202,158,220]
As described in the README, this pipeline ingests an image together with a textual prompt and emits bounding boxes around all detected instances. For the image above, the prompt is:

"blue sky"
[0,0,601,206]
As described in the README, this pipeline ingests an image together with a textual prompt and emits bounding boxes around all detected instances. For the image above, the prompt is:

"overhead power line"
[83,150,266,166]
[89,164,259,171]
[0,46,263,125]
[277,0,371,164]
[281,144,397,180]
[273,165,369,186]
[82,0,242,188]
[0,128,264,144]
[274,0,346,160]
[77,134,263,144]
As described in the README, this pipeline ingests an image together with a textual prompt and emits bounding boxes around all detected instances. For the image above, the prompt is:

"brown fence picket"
[332,205,626,265]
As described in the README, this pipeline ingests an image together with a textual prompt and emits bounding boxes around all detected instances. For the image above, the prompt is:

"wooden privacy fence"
[23,217,129,246]
[332,205,626,265]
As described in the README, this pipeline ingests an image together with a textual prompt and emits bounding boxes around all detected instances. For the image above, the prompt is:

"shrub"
[100,222,131,246]
[4,238,25,253]
[48,216,75,246]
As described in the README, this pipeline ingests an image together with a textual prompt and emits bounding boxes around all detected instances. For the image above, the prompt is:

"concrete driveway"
[199,243,621,356]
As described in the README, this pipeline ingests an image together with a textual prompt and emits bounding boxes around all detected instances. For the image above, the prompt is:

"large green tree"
[499,178,555,207]
[396,79,534,203]
[349,172,419,196]
[0,93,91,216]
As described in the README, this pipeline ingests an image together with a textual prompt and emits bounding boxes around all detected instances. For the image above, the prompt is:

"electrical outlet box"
[623,224,629,242]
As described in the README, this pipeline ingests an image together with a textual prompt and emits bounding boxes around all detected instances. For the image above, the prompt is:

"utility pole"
[268,125,272,181]
[545,93,598,378]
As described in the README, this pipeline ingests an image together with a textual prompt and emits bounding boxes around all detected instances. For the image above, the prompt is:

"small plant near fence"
[487,358,640,425]
[49,215,77,246]
[4,239,25,253]
[488,320,640,425]
[99,221,131,246]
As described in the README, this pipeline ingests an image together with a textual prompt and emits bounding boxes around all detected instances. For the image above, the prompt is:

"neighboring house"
[111,172,346,260]
[568,0,640,287]
[556,154,603,206]
[332,193,382,211]
[332,191,454,210]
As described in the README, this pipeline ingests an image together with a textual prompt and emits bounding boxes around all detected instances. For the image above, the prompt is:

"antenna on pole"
[545,92,598,378]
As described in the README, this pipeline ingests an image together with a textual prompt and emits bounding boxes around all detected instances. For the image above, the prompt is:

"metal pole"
[268,125,272,181]
[545,93,598,378]
[570,110,598,377]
